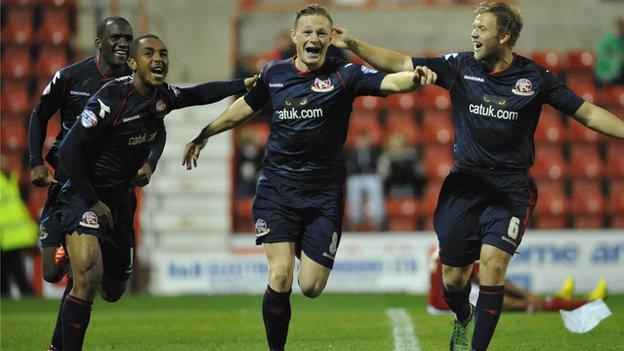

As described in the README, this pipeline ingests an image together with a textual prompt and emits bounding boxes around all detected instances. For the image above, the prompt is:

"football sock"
[471,285,504,351]
[442,282,472,323]
[263,285,291,351]
[61,295,92,351]
[50,277,74,349]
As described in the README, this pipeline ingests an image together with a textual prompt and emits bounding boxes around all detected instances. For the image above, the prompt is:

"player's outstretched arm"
[573,102,624,139]
[333,27,413,73]
[182,96,255,170]
[380,66,437,94]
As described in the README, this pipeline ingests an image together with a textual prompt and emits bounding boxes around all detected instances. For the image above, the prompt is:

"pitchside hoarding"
[148,230,624,295]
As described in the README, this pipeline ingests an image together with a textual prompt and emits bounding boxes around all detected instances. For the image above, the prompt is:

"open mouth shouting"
[473,41,483,52]
[113,47,129,61]
[150,65,166,81]
[304,45,322,59]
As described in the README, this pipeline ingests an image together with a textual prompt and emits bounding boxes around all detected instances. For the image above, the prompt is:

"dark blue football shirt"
[244,57,387,188]
[26,57,170,172]
[61,77,246,207]
[413,52,584,172]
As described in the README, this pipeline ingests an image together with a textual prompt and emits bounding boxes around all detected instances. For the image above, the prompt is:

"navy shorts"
[58,185,137,281]
[252,175,343,269]
[434,169,537,267]
[39,181,64,248]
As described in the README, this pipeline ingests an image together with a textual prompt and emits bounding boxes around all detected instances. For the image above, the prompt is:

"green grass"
[1,294,622,350]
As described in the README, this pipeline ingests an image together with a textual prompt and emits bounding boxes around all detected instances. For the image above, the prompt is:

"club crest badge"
[79,211,100,229]
[512,78,535,96]
[156,100,167,113]
[39,223,49,240]
[254,219,270,237]
[311,76,334,92]
[80,110,98,128]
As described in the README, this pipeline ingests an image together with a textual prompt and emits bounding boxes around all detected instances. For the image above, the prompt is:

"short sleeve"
[243,65,271,111]
[412,53,462,90]
[344,63,387,97]
[541,68,585,115]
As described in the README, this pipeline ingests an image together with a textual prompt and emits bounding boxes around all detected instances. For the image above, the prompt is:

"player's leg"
[62,231,103,350]
[298,251,331,298]
[263,242,296,351]
[434,173,486,351]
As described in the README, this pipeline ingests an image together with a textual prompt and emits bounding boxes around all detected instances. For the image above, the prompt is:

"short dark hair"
[96,16,131,39]
[293,4,333,29]
[474,1,523,48]
[129,34,162,59]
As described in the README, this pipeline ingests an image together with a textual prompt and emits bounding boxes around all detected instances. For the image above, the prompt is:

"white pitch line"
[386,308,421,351]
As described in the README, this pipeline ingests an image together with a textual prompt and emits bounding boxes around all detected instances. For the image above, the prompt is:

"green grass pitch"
[1,294,622,350]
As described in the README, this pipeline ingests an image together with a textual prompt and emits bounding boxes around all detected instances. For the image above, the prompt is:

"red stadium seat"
[420,180,443,230]
[421,86,450,110]
[605,142,624,179]
[234,197,254,232]
[602,86,624,109]
[534,106,564,144]
[0,119,28,151]
[353,96,383,112]
[566,118,602,143]
[422,110,454,145]
[571,180,606,228]
[27,186,49,219]
[385,111,420,145]
[530,145,567,181]
[1,6,34,45]
[534,181,568,216]
[238,120,270,146]
[347,111,383,146]
[609,180,624,215]
[531,51,564,74]
[1,80,32,115]
[385,92,419,112]
[423,146,453,179]
[37,0,75,7]
[568,82,599,104]
[566,50,595,72]
[1,46,32,79]
[3,150,25,175]
[35,46,69,78]
[37,8,71,45]
[386,197,419,231]
[569,144,605,179]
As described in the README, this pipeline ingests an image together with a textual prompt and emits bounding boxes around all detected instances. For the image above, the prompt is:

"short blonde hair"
[475,1,523,48]
[293,4,333,29]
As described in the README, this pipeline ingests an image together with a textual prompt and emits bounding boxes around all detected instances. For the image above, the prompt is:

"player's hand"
[331,27,353,49]
[91,200,113,229]
[31,165,57,187]
[182,134,209,170]
[244,75,259,91]
[413,66,438,86]
[134,163,153,187]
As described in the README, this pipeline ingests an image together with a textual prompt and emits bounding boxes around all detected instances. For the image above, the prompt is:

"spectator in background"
[378,132,426,198]
[0,154,37,298]
[344,131,384,230]
[595,17,624,86]
[236,127,265,198]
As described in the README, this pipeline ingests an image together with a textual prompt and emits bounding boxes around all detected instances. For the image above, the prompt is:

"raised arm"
[171,75,258,110]
[333,27,414,73]
[182,96,256,169]
[380,66,437,94]
[572,101,624,139]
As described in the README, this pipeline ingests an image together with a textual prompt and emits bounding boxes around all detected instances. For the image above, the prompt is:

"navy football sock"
[263,285,291,351]
[61,295,92,351]
[471,285,504,351]
[442,282,472,323]
[50,277,74,349]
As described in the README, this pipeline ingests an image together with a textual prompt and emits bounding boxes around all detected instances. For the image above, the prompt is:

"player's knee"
[299,279,325,298]
[100,290,124,302]
[73,261,103,292]
[443,279,467,292]
[42,265,64,283]
[268,267,292,291]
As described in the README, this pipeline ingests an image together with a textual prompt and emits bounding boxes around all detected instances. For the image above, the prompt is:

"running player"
[56,34,257,350]
[333,2,624,350]
[27,17,166,351]
[182,4,437,350]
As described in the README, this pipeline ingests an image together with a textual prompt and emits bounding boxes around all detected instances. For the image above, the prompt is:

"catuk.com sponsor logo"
[277,108,324,120]
[469,104,518,120]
